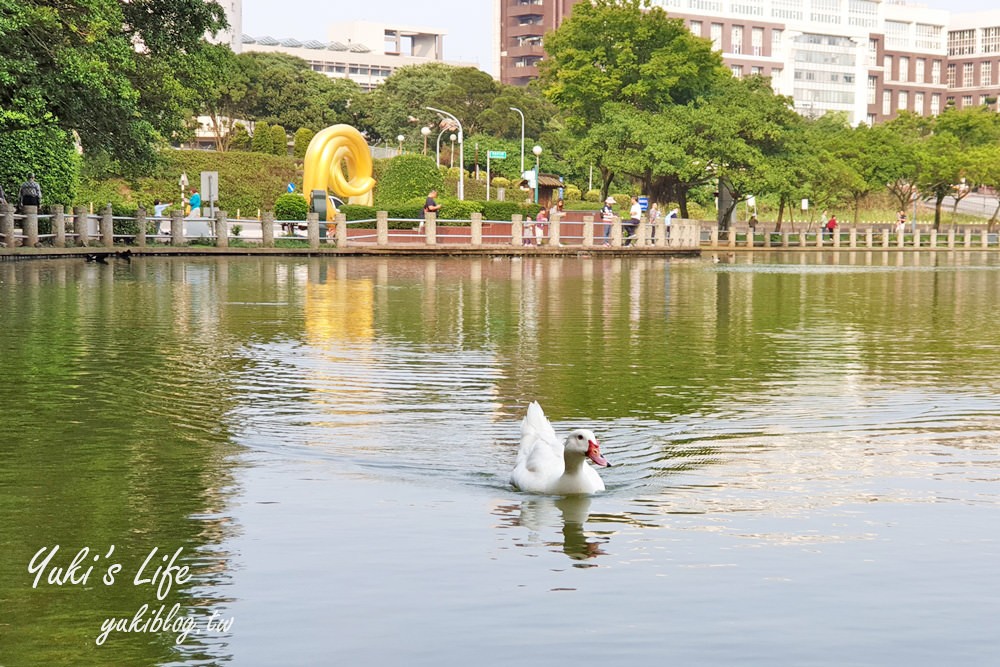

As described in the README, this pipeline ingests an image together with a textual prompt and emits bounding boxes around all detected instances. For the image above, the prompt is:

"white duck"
[510,401,611,495]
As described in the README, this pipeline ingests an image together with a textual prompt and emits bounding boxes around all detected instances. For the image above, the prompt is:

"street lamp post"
[532,144,542,205]
[397,134,405,155]
[509,107,525,174]
[436,128,447,167]
[421,126,431,155]
[450,133,456,168]
[426,106,464,200]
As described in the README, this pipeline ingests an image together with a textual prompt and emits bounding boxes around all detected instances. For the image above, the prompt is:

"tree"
[270,125,288,156]
[294,128,316,159]
[0,110,81,206]
[252,122,274,154]
[0,0,227,166]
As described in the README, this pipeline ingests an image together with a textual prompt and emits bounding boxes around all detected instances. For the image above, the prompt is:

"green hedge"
[0,110,80,207]
[374,155,442,206]
[274,193,308,220]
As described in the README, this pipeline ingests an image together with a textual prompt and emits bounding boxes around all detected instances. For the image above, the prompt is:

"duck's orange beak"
[587,440,610,467]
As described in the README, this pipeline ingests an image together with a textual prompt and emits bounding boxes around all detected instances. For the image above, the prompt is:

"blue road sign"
[287,183,295,193]
[638,196,649,212]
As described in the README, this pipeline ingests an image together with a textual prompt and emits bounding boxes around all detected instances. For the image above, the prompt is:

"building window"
[731,64,743,78]
[916,23,943,50]
[710,23,723,50]
[772,29,783,48]
[981,95,990,106]
[867,113,877,125]
[932,60,941,84]
[982,61,993,86]
[984,27,1000,54]
[898,91,908,111]
[963,62,974,87]
[689,20,702,37]
[867,75,877,105]
[914,92,924,115]
[885,20,910,49]
[731,25,743,54]
[751,66,763,76]
[963,95,974,107]
[915,58,925,82]
[752,27,764,56]
[883,55,893,79]
[931,94,941,115]
[948,28,975,56]
[868,38,878,65]
[899,56,909,82]
[882,90,892,115]
[946,63,956,87]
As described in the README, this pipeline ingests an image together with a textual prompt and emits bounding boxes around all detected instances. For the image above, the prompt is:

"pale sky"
[242,0,999,77]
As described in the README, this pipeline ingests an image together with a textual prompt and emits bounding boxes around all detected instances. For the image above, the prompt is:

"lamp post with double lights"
[426,106,464,200]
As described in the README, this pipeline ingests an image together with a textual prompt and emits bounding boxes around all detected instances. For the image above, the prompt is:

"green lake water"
[1,252,998,666]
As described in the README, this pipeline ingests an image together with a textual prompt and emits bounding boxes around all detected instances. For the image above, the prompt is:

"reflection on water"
[494,496,609,564]
[2,253,1000,666]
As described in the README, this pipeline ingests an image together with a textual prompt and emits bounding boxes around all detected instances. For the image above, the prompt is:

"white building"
[241,21,455,91]
[945,10,1000,111]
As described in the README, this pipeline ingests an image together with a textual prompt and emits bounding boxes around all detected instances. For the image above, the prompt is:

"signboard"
[487,150,507,159]
[287,183,295,193]
[200,171,220,217]
[638,196,649,212]
[801,198,809,211]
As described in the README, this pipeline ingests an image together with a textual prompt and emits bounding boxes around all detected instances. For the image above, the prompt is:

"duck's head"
[565,429,610,467]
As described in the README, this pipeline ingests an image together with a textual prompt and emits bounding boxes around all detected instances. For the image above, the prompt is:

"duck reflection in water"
[494,495,609,563]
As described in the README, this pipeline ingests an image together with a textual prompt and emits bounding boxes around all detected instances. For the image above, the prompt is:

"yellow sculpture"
[302,124,376,220]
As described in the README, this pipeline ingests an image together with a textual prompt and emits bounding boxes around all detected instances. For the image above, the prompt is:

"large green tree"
[0,0,227,165]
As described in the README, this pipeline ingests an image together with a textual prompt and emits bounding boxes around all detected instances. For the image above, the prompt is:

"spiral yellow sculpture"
[303,124,376,220]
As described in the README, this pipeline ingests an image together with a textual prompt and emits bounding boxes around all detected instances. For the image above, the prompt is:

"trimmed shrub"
[375,154,442,206]
[274,192,308,220]
[252,122,273,154]
[338,204,376,221]
[481,201,520,221]
[270,125,288,156]
[293,127,315,159]
[491,176,510,189]
[519,203,542,219]
[584,189,601,202]
[563,184,582,202]
[438,199,483,222]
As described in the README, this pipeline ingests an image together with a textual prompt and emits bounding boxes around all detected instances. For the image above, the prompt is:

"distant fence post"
[261,212,275,247]
[74,206,89,247]
[549,214,561,247]
[929,229,937,248]
[964,228,972,248]
[470,212,483,247]
[170,211,184,246]
[100,205,113,248]
[710,226,719,247]
[306,212,319,249]
[511,214,523,247]
[982,228,989,248]
[424,212,437,245]
[335,213,347,247]
[24,205,39,247]
[215,210,229,248]
[882,229,890,248]
[377,211,389,246]
[655,218,666,248]
[135,207,147,247]
[51,205,66,248]
[1,203,14,248]
[947,228,955,248]
[582,215,594,247]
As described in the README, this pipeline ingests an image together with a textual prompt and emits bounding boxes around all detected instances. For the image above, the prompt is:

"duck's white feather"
[510,401,608,495]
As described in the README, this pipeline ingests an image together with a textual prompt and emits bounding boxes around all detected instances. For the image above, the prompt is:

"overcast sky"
[242,0,1000,76]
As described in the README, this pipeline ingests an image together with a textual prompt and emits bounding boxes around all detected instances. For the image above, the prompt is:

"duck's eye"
[577,434,583,439]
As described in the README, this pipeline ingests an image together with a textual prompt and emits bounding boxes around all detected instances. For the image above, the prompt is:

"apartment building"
[494,0,954,126]
[945,11,1000,111]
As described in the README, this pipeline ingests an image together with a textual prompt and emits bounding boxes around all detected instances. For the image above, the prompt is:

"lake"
[1,252,998,666]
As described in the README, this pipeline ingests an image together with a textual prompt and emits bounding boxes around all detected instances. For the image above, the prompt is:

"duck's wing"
[514,401,563,472]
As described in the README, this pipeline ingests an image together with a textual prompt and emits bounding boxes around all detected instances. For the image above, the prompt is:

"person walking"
[419,189,441,233]
[601,197,615,245]
[825,213,838,239]
[624,196,641,246]
[187,190,202,218]
[648,202,660,244]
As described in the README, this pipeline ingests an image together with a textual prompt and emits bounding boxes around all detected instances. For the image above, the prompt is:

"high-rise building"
[494,0,578,86]
[945,11,1000,111]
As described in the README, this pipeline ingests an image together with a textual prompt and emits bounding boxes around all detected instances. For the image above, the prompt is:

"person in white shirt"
[153,199,172,236]
[624,196,641,246]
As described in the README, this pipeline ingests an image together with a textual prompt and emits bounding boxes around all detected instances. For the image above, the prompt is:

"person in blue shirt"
[187,191,202,218]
